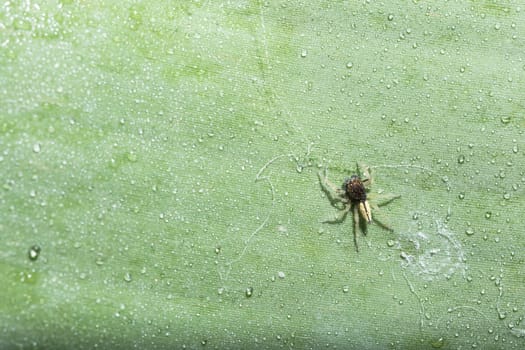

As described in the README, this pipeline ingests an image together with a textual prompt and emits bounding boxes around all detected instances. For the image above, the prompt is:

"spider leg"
[352,204,360,252]
[357,162,373,186]
[318,168,346,207]
[322,204,351,224]
[369,203,395,232]
[374,218,394,232]
[373,216,394,232]
[368,192,401,207]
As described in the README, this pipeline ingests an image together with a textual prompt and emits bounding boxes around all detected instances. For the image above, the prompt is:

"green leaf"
[1,1,524,349]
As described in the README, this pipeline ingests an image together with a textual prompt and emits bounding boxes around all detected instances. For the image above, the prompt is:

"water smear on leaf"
[398,213,467,281]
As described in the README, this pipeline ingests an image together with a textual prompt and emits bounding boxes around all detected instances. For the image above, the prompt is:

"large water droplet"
[500,115,511,124]
[33,143,41,153]
[124,272,132,282]
[28,245,41,261]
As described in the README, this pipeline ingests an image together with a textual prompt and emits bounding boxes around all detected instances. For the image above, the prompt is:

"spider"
[318,163,400,252]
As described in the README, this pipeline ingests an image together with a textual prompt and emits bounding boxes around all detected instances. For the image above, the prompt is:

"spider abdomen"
[343,175,367,203]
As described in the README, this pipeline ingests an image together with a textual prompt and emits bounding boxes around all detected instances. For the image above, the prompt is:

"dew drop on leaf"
[500,115,511,124]
[28,245,41,261]
[124,272,132,282]
[33,143,41,153]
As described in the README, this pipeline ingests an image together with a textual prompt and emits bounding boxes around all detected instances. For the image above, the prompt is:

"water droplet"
[33,143,41,153]
[300,49,307,58]
[214,246,221,254]
[386,239,395,247]
[465,228,474,236]
[124,272,132,282]
[459,66,465,73]
[430,337,445,348]
[485,211,492,219]
[277,225,288,234]
[126,151,137,162]
[245,287,253,297]
[277,271,286,279]
[28,245,41,261]
[503,192,511,200]
[342,286,349,293]
[441,176,449,183]
[512,145,518,153]
[458,192,465,200]
[387,14,394,21]
[500,115,511,124]
[494,23,501,30]
[457,155,465,164]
